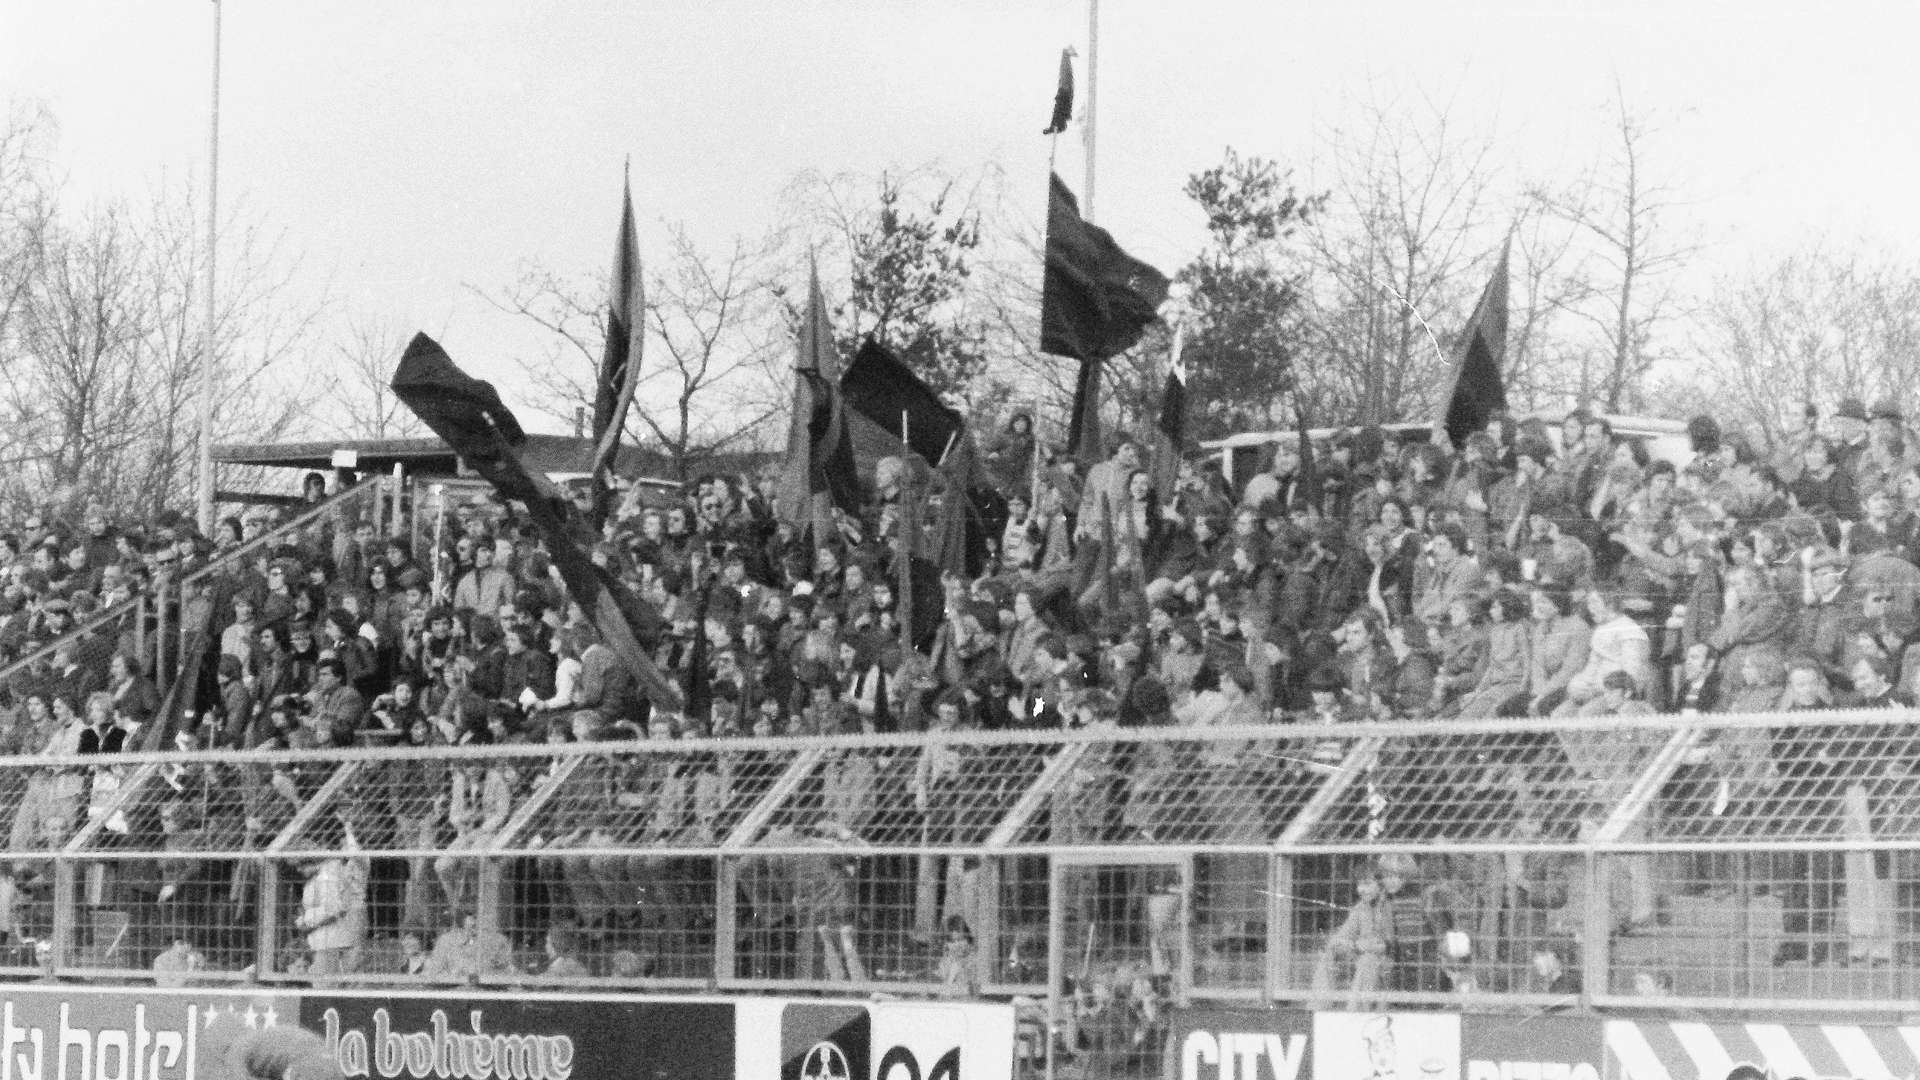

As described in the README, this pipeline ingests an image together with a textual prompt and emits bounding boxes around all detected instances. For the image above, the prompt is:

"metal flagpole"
[1083,0,1098,223]
[196,0,223,534]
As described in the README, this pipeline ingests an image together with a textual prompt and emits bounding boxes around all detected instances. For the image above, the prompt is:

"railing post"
[50,856,77,972]
[391,464,406,538]
[256,860,281,978]
[975,857,1002,991]
[134,596,150,674]
[714,856,737,986]
[477,855,505,942]
[1582,849,1610,1010]
[1266,853,1293,1000]
[155,576,172,679]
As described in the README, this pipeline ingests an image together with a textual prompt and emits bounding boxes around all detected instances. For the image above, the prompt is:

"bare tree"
[1305,87,1501,425]
[325,314,423,440]
[1531,86,1699,411]
[1691,243,1920,451]
[480,223,788,480]
[1,172,316,519]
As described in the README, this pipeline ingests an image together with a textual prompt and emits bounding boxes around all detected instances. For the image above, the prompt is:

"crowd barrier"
[1171,1005,1920,1080]
[0,712,1916,1079]
[0,983,1012,1080]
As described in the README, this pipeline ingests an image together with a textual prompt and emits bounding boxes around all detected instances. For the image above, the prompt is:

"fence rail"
[0,710,1915,1017]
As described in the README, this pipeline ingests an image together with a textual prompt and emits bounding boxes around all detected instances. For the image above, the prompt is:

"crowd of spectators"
[5,393,1920,990]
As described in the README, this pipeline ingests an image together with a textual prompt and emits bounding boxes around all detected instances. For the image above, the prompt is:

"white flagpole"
[196,0,223,534]
[1083,0,1098,223]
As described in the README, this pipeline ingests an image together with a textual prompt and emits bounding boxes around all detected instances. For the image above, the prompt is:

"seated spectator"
[425,910,517,984]
[1552,586,1651,717]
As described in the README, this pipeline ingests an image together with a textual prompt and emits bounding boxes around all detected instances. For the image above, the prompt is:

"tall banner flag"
[800,367,862,515]
[1434,239,1511,449]
[589,170,645,523]
[776,261,846,533]
[1041,48,1075,135]
[1040,172,1169,463]
[1151,321,1187,497]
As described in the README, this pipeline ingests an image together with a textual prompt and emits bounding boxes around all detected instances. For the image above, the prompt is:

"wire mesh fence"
[0,713,1914,1012]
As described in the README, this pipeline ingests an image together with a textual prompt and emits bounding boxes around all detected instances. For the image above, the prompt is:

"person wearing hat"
[1831,396,1870,473]
[1855,399,1916,498]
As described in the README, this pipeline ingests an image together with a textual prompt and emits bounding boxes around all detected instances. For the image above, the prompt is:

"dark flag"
[1434,240,1511,449]
[589,170,645,522]
[390,333,527,449]
[1041,173,1170,362]
[1041,48,1075,135]
[930,440,990,579]
[1041,172,1169,462]
[683,582,712,721]
[800,367,862,515]
[1067,358,1104,466]
[1151,322,1187,496]
[776,261,845,532]
[391,332,684,714]
[840,337,965,466]
[1291,398,1318,516]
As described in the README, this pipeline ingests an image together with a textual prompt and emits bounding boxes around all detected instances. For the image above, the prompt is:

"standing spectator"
[434,757,514,919]
[453,542,513,615]
[294,817,367,982]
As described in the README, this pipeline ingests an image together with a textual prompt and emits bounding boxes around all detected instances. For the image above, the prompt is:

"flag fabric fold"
[800,367,862,516]
[930,439,990,580]
[589,173,645,517]
[1041,172,1169,463]
[1041,173,1170,363]
[1434,240,1511,449]
[1042,48,1075,135]
[1151,322,1187,496]
[776,261,846,532]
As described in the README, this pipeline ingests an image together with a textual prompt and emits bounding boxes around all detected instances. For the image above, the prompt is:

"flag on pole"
[800,367,862,516]
[1066,359,1105,466]
[1041,172,1169,463]
[1433,240,1511,449]
[776,259,845,532]
[930,438,990,579]
[1041,173,1169,363]
[1156,322,1188,445]
[1151,322,1187,496]
[589,169,644,521]
[840,337,965,466]
[1041,48,1075,135]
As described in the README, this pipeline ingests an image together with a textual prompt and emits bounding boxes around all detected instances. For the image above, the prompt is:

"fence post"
[714,856,737,987]
[258,860,281,978]
[1582,850,1610,1008]
[50,856,77,972]
[134,596,150,675]
[1266,854,1293,999]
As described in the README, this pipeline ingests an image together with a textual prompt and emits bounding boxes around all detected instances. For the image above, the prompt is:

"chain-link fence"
[1,712,1916,1017]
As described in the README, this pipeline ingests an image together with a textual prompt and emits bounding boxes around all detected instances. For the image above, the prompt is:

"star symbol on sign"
[260,1004,279,1028]
[203,1005,221,1029]
[243,1005,260,1029]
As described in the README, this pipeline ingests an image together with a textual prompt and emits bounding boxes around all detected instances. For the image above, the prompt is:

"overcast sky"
[7,0,1920,426]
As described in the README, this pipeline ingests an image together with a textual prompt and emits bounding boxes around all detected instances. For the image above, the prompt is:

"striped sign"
[1605,1021,1920,1080]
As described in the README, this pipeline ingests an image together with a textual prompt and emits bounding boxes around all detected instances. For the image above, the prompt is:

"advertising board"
[1167,1006,1314,1080]
[1166,1010,1920,1080]
[0,987,1010,1080]
[305,994,736,1080]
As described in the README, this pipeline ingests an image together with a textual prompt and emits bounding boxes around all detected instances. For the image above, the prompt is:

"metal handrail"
[0,479,388,696]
